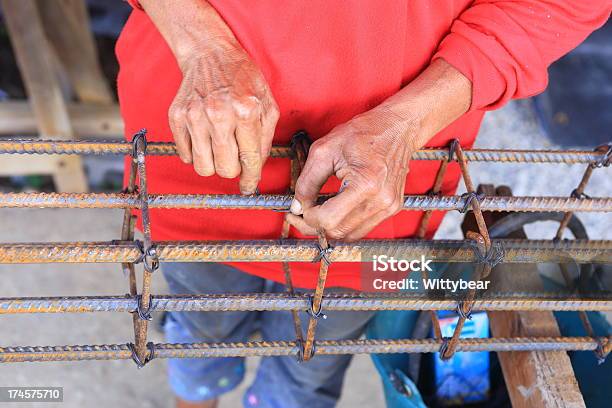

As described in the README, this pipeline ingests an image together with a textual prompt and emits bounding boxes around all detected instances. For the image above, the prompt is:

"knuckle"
[204,97,230,122]
[308,140,328,158]
[186,106,205,122]
[233,97,260,121]
[379,191,396,208]
[169,105,186,124]
[268,104,280,121]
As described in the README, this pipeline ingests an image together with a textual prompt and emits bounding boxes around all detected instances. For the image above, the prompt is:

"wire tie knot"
[459,192,484,214]
[132,240,146,264]
[472,241,505,268]
[295,339,316,363]
[447,139,460,162]
[131,129,148,158]
[312,243,333,266]
[307,296,327,320]
[143,244,159,273]
[570,189,590,200]
[134,294,153,321]
[127,342,155,368]
[593,142,612,168]
[456,300,473,320]
[439,337,453,361]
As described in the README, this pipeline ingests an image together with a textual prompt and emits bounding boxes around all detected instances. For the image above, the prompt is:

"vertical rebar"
[133,130,156,364]
[442,142,495,359]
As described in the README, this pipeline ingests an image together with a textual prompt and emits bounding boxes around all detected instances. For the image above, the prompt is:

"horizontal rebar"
[1,293,610,314]
[0,139,286,158]
[0,239,609,264]
[0,139,607,164]
[0,337,605,363]
[0,192,610,213]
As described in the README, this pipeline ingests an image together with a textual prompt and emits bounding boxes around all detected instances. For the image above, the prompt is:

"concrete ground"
[0,100,610,407]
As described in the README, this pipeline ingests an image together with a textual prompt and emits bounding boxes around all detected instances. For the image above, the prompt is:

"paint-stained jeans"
[162,262,375,408]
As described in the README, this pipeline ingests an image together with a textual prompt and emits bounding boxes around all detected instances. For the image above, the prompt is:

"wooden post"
[0,101,123,138]
[462,185,586,408]
[36,0,114,105]
[1,0,88,192]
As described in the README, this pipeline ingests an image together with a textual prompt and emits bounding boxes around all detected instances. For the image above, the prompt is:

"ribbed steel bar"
[1,192,611,213]
[1,294,611,314]
[0,140,287,158]
[0,239,609,264]
[0,337,605,363]
[0,139,607,163]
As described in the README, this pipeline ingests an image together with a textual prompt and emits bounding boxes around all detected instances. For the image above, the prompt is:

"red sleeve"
[125,0,143,10]
[433,1,611,111]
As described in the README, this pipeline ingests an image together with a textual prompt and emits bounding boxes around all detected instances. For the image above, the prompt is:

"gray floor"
[0,100,610,407]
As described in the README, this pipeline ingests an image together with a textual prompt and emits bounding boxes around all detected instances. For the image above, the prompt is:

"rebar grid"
[0,136,611,366]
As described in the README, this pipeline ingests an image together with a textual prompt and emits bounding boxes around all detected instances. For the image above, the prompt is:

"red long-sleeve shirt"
[118,1,610,289]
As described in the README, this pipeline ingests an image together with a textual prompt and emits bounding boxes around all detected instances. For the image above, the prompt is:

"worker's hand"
[140,0,279,195]
[287,106,417,241]
[169,43,279,194]
[287,59,472,241]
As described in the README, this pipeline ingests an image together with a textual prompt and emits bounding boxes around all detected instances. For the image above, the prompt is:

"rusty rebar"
[0,239,609,264]
[1,192,610,213]
[0,337,606,363]
[302,233,331,360]
[132,131,155,363]
[0,139,287,158]
[1,294,610,314]
[442,143,494,359]
[1,139,609,163]
[120,140,140,355]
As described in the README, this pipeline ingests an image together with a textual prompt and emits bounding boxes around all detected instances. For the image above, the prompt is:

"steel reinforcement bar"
[0,337,607,363]
[0,239,609,264]
[1,294,611,314]
[0,192,610,213]
[0,139,608,164]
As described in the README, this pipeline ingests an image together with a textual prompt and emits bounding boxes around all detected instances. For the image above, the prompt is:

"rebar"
[0,139,608,163]
[0,337,606,363]
[0,239,609,264]
[1,192,610,213]
[1,135,610,366]
[1,294,610,314]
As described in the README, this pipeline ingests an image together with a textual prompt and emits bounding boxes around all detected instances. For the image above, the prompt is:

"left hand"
[287,106,418,241]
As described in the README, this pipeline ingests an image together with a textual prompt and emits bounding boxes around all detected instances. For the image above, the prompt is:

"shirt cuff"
[432,26,509,112]
[125,0,143,10]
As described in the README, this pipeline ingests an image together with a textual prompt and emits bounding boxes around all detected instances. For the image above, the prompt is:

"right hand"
[169,39,279,194]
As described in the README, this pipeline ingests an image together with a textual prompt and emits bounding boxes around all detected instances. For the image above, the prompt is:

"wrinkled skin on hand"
[169,41,280,194]
[288,107,419,241]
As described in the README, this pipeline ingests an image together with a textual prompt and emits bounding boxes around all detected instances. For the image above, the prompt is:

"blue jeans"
[162,262,375,408]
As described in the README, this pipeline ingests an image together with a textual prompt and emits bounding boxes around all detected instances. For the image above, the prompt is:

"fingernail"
[290,199,303,215]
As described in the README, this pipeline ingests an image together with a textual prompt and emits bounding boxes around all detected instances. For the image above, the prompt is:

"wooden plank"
[0,101,123,138]
[0,155,63,177]
[1,0,87,192]
[462,185,585,408]
[36,0,114,104]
